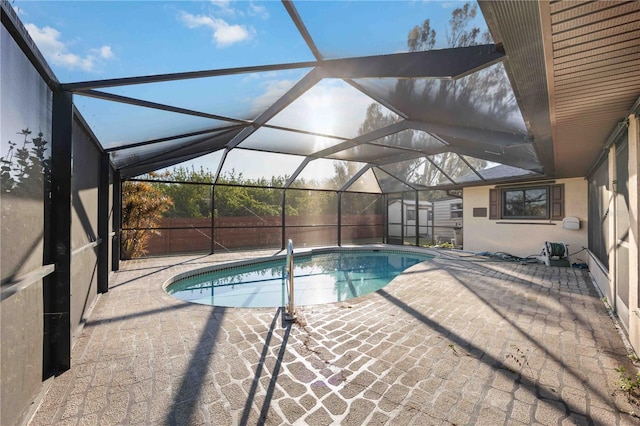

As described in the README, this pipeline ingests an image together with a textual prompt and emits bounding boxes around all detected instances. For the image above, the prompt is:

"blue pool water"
[166,250,433,308]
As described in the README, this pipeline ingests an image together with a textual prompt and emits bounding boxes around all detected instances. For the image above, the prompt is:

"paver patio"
[28,248,639,425]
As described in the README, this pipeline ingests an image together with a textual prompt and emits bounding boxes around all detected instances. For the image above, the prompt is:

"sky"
[7,0,491,181]
[12,1,474,81]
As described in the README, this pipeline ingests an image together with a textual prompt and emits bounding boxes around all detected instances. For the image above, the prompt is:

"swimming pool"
[165,249,433,308]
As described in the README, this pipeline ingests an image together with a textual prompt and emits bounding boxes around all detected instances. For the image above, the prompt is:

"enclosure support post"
[383,194,387,244]
[431,201,435,244]
[281,189,286,250]
[401,193,405,243]
[97,153,110,293]
[44,89,73,374]
[337,192,342,247]
[210,184,215,254]
[415,190,419,247]
[112,171,121,271]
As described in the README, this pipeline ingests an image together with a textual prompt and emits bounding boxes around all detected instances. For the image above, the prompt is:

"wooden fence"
[144,214,384,255]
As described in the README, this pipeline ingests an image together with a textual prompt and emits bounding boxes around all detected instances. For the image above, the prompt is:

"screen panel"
[341,193,384,245]
[1,25,52,282]
[267,79,400,139]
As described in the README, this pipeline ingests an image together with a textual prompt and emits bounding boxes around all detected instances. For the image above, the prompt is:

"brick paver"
[28,248,639,425]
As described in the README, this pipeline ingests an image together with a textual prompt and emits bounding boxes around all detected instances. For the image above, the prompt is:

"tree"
[152,166,214,218]
[446,2,482,48]
[357,2,509,188]
[215,169,283,217]
[408,18,436,52]
[121,181,173,259]
[412,2,514,125]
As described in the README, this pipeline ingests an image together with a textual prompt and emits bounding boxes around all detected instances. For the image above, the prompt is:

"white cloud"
[24,23,114,72]
[179,11,253,48]
[251,78,296,113]
[210,0,238,17]
[98,45,114,59]
[248,2,269,19]
[439,2,457,9]
[210,0,268,19]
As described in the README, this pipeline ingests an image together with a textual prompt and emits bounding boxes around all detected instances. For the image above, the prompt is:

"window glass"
[503,187,548,218]
[450,202,463,219]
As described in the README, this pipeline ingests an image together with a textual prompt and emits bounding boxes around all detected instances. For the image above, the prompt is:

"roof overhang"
[480,0,640,179]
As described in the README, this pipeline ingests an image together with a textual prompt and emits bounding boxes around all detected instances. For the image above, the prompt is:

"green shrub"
[615,366,640,405]
[121,181,172,259]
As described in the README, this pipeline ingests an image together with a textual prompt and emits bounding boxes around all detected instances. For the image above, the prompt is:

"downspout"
[610,144,617,314]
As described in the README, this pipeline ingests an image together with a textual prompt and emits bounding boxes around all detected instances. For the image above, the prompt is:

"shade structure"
[16,0,550,190]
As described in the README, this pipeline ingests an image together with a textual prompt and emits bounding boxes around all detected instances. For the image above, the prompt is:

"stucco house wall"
[463,177,588,259]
